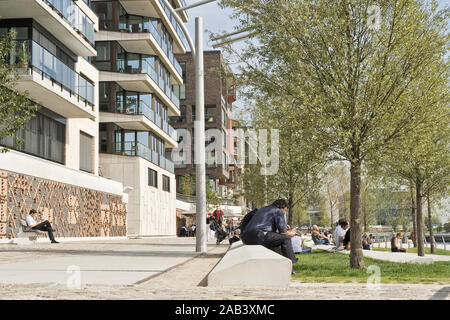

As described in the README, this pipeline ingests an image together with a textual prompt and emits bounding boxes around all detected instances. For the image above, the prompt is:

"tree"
[240,97,326,226]
[322,162,349,230]
[221,0,449,267]
[0,28,39,151]
[180,174,195,196]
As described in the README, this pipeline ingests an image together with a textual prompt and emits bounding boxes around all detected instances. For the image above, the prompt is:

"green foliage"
[179,174,195,196]
[0,28,38,152]
[206,179,220,210]
[444,222,450,233]
[221,0,449,267]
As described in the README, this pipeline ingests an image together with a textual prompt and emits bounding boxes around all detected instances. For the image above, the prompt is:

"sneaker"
[291,269,296,275]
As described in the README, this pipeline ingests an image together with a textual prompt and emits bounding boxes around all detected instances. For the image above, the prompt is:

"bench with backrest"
[17,218,48,242]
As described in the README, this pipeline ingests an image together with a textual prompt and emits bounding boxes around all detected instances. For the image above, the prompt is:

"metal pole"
[442,236,446,251]
[195,17,207,253]
[175,0,217,12]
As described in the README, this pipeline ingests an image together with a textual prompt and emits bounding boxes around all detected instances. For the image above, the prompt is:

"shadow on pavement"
[429,286,450,300]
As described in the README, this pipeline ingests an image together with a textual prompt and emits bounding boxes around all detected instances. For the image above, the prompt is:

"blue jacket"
[243,205,287,233]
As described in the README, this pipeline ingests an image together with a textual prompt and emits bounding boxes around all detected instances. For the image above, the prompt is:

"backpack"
[239,208,258,233]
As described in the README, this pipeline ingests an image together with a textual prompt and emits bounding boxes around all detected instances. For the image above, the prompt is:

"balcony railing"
[116,56,180,108]
[20,40,95,108]
[118,14,183,77]
[116,99,178,141]
[158,0,187,48]
[114,141,174,173]
[43,0,95,47]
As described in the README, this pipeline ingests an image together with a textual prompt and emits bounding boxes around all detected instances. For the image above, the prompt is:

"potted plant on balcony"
[17,42,30,70]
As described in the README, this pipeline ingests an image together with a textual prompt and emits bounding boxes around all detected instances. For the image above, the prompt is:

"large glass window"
[0,107,65,164]
[92,1,113,30]
[95,42,111,71]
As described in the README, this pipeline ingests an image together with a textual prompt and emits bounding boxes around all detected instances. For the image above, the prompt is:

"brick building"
[169,50,237,199]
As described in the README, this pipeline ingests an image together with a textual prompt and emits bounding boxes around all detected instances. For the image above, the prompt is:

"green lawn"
[292,249,450,284]
[372,247,450,256]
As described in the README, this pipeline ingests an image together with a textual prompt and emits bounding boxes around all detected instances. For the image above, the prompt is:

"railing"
[158,0,187,48]
[115,98,177,141]
[118,14,183,77]
[43,0,95,47]
[116,56,179,108]
[114,141,174,173]
[25,40,94,107]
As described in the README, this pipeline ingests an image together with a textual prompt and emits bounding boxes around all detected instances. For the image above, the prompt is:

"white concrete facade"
[100,153,176,236]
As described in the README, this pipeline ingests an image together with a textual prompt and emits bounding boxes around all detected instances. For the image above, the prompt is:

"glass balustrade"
[118,14,183,78]
[113,93,176,140]
[116,54,179,108]
[24,40,94,107]
[113,141,174,172]
[43,0,95,46]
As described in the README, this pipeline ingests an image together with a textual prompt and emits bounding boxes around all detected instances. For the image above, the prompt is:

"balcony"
[0,0,97,56]
[100,99,178,147]
[96,14,183,84]
[118,0,186,53]
[173,0,188,22]
[99,57,180,115]
[113,141,174,173]
[15,40,95,119]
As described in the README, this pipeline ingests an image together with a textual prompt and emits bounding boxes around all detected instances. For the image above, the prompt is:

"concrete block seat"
[207,241,292,288]
[13,219,48,244]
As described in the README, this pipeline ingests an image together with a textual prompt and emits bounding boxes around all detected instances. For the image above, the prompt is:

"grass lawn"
[372,247,450,256]
[292,249,450,284]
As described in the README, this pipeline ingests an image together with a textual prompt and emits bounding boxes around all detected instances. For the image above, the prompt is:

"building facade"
[169,50,238,200]
[0,0,127,240]
[91,0,187,236]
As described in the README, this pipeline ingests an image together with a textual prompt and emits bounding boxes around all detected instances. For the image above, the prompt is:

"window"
[0,107,66,164]
[205,106,216,123]
[99,82,109,111]
[95,42,111,71]
[92,1,113,30]
[191,105,196,121]
[80,132,93,173]
[148,168,157,187]
[163,175,170,192]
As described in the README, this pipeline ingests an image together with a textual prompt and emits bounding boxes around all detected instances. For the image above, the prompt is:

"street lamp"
[162,0,256,253]
[161,0,213,253]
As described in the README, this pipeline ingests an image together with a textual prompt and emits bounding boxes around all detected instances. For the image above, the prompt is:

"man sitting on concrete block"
[26,209,59,244]
[241,199,298,273]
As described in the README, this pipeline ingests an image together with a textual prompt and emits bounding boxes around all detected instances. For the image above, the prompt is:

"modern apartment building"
[91,0,187,236]
[0,0,127,241]
[169,50,237,200]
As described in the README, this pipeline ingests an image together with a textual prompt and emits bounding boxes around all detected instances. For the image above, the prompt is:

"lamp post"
[160,0,210,253]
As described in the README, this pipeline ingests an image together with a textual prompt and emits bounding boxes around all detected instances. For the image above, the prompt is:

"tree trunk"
[427,195,435,254]
[409,182,417,247]
[416,180,424,257]
[330,204,333,230]
[349,161,364,268]
[287,195,294,227]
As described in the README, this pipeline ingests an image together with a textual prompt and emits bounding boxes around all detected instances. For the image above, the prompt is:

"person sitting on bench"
[391,233,407,252]
[26,209,59,243]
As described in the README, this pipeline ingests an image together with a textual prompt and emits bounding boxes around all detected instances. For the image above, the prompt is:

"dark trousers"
[32,220,55,242]
[242,230,298,263]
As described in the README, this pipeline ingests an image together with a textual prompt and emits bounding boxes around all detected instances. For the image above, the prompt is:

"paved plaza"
[0,237,448,300]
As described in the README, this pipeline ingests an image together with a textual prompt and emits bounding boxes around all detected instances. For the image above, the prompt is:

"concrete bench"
[11,219,48,244]
[207,241,292,288]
